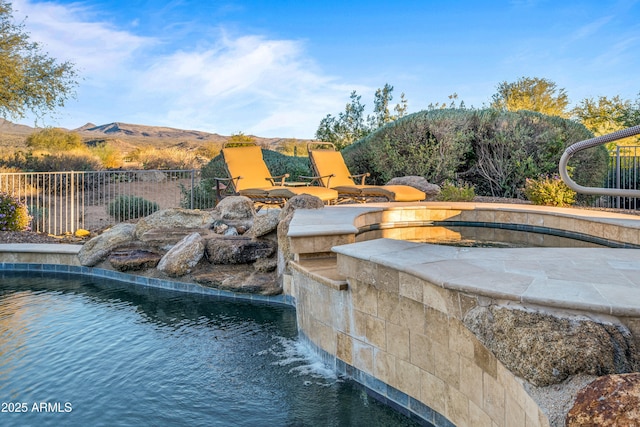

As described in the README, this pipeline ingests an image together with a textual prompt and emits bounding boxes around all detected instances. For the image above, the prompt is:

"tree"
[315,91,369,150]
[26,127,83,150]
[491,77,569,117]
[572,95,630,136]
[0,1,78,121]
[573,94,640,147]
[315,84,408,150]
[622,93,640,128]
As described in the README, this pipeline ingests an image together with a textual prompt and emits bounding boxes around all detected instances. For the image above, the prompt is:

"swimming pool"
[0,272,422,427]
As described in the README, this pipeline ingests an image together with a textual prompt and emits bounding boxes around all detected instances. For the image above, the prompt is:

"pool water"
[0,272,422,427]
[415,226,606,248]
[359,225,609,248]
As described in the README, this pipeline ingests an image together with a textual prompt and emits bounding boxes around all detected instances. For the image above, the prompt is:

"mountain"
[77,122,225,141]
[0,119,34,134]
[0,119,309,152]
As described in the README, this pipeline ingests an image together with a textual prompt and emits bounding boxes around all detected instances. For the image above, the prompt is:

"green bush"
[107,195,159,220]
[262,150,312,181]
[523,175,576,207]
[0,193,31,231]
[342,109,607,200]
[435,181,476,202]
[180,179,217,209]
[343,109,475,185]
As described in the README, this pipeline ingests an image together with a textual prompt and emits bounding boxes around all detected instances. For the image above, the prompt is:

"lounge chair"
[215,143,338,207]
[307,142,426,203]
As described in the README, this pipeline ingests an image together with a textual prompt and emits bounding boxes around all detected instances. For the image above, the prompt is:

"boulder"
[464,305,638,386]
[250,209,281,238]
[193,270,280,295]
[253,256,277,273]
[157,232,205,277]
[211,219,252,235]
[215,196,255,220]
[78,223,136,266]
[567,373,640,426]
[108,249,162,271]
[206,236,276,264]
[211,220,229,234]
[138,227,209,248]
[386,176,440,200]
[136,170,167,182]
[135,208,218,239]
[278,194,324,222]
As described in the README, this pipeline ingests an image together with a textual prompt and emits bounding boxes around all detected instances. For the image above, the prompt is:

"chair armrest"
[299,174,334,187]
[213,176,238,199]
[266,173,290,186]
[349,172,370,185]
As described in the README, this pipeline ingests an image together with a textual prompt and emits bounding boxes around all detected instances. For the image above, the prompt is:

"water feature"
[0,271,423,427]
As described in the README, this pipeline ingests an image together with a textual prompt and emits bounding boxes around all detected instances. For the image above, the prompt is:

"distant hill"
[0,119,312,152]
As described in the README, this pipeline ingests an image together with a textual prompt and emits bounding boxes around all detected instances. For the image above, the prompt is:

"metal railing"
[560,125,640,203]
[0,170,216,235]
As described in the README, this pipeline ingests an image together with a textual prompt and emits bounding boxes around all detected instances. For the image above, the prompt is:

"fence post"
[70,171,75,234]
[616,146,621,209]
[190,170,195,209]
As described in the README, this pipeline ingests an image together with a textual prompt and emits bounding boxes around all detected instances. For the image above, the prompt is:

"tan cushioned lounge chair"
[218,144,338,206]
[308,145,426,202]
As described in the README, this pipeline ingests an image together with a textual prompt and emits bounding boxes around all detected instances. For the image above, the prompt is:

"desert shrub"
[523,175,576,207]
[342,109,607,199]
[107,195,159,220]
[436,181,476,202]
[180,179,217,209]
[0,193,31,231]
[132,148,200,170]
[90,142,123,169]
[195,142,223,161]
[26,127,83,151]
[276,139,309,157]
[0,149,102,172]
[12,149,102,172]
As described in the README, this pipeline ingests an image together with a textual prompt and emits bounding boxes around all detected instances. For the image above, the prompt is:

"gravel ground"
[0,231,73,244]
[526,375,598,427]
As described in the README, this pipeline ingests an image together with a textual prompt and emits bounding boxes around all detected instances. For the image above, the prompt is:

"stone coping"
[288,202,640,237]
[0,243,84,254]
[334,238,640,317]
[289,202,640,317]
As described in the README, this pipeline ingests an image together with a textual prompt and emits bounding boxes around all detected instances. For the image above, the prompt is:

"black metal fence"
[595,146,640,209]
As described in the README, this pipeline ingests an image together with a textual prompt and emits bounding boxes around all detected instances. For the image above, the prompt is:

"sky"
[8,0,640,138]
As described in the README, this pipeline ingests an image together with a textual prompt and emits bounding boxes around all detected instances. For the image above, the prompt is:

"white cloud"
[8,1,369,137]
[130,33,361,137]
[11,0,154,77]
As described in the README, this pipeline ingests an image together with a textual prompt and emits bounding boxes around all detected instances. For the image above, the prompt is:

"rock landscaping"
[77,194,324,295]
